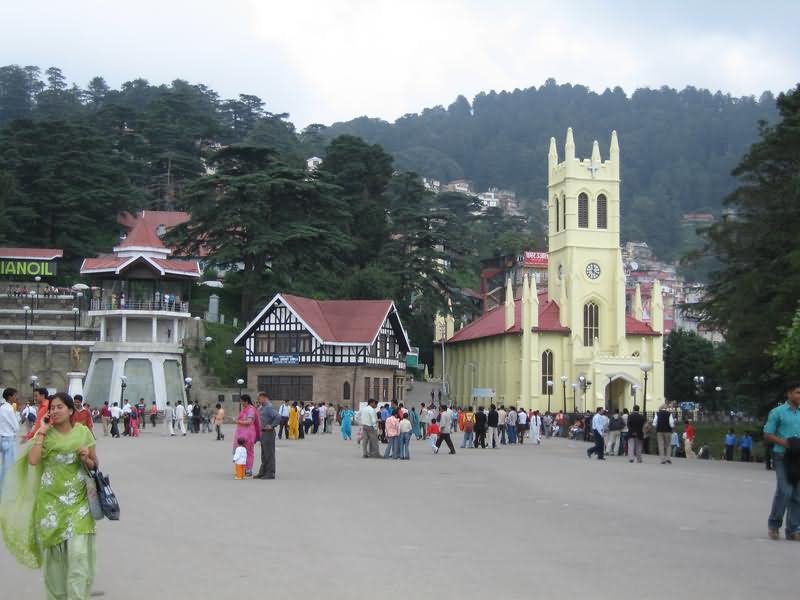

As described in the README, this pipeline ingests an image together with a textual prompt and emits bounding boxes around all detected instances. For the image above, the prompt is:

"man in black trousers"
[255,392,281,479]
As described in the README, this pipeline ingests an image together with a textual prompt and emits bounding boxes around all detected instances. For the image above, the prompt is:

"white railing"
[90,298,189,313]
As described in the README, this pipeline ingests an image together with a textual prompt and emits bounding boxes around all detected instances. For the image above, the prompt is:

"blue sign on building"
[273,354,300,365]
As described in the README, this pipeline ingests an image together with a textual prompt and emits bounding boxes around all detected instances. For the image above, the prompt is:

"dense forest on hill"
[324,79,778,259]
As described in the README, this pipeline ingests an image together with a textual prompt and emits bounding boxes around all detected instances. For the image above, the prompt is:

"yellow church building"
[437,128,665,414]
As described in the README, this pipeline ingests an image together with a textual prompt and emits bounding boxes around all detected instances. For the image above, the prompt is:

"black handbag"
[90,469,120,520]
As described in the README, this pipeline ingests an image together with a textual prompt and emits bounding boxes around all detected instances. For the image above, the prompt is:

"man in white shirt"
[174,401,187,436]
[110,402,122,438]
[530,410,542,445]
[587,407,609,460]
[517,408,528,444]
[164,401,175,436]
[278,401,290,439]
[1,387,21,493]
[434,405,456,455]
[186,402,194,433]
[319,403,328,433]
[498,406,507,444]
[359,399,380,458]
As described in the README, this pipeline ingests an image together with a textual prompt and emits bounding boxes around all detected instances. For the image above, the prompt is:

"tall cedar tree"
[168,145,352,319]
[695,85,800,409]
[0,119,141,264]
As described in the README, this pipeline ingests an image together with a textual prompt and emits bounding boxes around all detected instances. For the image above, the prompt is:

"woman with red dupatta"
[233,394,260,476]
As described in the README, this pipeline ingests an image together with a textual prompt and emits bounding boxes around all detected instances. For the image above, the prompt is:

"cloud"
[1,0,797,127]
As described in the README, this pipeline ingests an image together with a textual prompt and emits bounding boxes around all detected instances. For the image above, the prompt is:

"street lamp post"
[571,383,577,413]
[546,380,553,413]
[23,305,30,338]
[72,306,79,341]
[578,376,592,412]
[236,378,245,402]
[34,276,41,309]
[439,321,447,400]
[225,348,233,384]
[119,375,127,407]
[640,363,653,417]
[560,375,568,414]
[30,375,38,403]
[184,377,193,404]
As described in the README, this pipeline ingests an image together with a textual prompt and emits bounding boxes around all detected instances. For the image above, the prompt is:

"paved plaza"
[1,423,796,599]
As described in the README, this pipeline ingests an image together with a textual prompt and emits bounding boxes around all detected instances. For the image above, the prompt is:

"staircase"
[0,283,99,391]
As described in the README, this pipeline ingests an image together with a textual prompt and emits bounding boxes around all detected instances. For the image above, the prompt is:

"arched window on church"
[583,302,599,346]
[562,193,566,229]
[578,193,589,228]
[597,194,608,229]
[541,350,554,394]
[343,381,351,401]
[555,196,560,232]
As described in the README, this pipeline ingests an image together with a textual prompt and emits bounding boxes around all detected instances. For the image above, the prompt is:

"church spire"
[565,127,575,161]
[504,277,515,330]
[609,130,620,179]
[548,136,558,170]
[633,283,643,320]
[591,140,601,164]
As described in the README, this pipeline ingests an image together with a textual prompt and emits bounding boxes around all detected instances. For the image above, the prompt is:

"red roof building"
[235,293,413,408]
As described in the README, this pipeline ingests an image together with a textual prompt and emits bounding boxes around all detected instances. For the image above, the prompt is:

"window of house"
[541,350,554,394]
[578,193,589,228]
[364,377,371,402]
[257,375,313,403]
[382,378,389,401]
[583,301,599,346]
[343,381,351,400]
[597,194,608,229]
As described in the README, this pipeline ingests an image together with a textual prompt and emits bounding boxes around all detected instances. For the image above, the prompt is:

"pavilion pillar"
[152,317,158,343]
[121,316,127,342]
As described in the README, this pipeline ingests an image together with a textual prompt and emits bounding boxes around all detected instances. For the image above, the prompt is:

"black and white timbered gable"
[234,293,411,369]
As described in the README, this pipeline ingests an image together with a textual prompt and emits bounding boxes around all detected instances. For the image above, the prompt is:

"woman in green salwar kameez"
[0,392,99,599]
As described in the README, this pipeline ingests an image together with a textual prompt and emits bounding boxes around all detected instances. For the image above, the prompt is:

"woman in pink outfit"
[233,394,261,476]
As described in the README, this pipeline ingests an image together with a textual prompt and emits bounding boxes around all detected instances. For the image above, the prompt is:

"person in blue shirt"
[763,380,800,541]
[724,429,737,461]
[740,432,753,462]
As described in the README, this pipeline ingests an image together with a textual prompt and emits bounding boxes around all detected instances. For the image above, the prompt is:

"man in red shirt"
[99,401,111,436]
[70,394,94,433]
[25,387,49,440]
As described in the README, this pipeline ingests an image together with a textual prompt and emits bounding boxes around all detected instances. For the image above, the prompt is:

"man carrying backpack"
[606,409,624,455]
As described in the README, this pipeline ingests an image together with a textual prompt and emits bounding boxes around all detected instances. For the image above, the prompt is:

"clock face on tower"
[585,262,601,280]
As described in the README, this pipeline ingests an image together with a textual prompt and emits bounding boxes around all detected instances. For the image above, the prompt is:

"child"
[670,430,680,457]
[130,410,140,437]
[233,438,248,479]
[428,420,440,452]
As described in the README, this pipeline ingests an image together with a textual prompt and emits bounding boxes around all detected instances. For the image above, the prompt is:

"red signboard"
[522,251,548,267]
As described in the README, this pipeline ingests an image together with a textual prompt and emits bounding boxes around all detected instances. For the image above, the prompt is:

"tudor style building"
[235,294,412,408]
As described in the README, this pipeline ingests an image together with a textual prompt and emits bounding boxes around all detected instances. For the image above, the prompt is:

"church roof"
[445,294,660,344]
[446,294,569,345]
[625,315,660,336]
[235,293,411,351]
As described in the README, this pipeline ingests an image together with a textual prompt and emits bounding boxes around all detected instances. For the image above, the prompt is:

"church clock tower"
[546,129,627,354]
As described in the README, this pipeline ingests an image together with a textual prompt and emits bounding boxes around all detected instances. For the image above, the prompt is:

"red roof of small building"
[281,294,395,344]
[446,293,659,344]
[116,211,191,250]
[0,247,63,260]
[80,256,200,278]
[236,293,411,349]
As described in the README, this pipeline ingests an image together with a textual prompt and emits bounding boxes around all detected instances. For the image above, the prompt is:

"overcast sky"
[3,1,797,128]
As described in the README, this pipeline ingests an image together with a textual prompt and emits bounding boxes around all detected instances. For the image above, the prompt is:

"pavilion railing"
[89,298,190,313]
